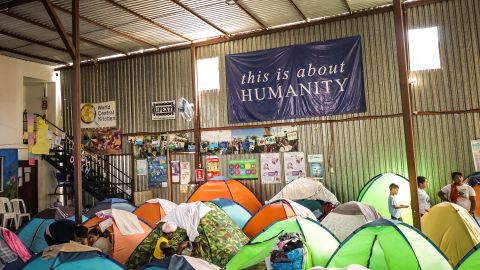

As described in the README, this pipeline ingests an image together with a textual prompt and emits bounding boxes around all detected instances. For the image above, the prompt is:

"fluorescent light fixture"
[408,27,441,71]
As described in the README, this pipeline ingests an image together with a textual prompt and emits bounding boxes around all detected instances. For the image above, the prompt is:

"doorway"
[18,160,38,216]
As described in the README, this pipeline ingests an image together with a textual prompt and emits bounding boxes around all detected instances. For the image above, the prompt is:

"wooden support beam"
[0,0,37,10]
[4,11,127,55]
[287,0,308,22]
[191,45,201,169]
[235,1,267,29]
[342,0,352,13]
[393,0,421,229]
[0,30,94,59]
[71,0,83,223]
[104,0,192,42]
[52,3,158,48]
[170,0,229,36]
[0,45,68,64]
[42,0,75,59]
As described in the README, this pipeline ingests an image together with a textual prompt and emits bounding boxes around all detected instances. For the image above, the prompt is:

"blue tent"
[86,198,136,218]
[210,198,252,229]
[23,251,124,270]
[18,209,87,254]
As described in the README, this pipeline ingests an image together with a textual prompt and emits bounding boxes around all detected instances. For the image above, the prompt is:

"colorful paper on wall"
[180,162,191,184]
[206,156,220,180]
[171,161,180,183]
[81,128,122,155]
[472,140,480,171]
[31,117,50,155]
[180,184,188,194]
[308,154,324,179]
[227,159,259,179]
[136,159,147,176]
[148,156,167,188]
[261,153,282,184]
[284,152,306,184]
[0,149,18,193]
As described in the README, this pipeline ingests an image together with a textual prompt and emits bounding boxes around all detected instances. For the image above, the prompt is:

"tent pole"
[72,0,83,222]
[393,0,421,229]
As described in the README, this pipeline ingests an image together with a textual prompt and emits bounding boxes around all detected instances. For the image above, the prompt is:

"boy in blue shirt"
[388,183,409,221]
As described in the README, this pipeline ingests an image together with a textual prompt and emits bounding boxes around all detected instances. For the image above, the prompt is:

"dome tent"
[227,216,340,270]
[326,219,451,270]
[86,198,136,218]
[126,202,248,269]
[321,201,382,241]
[243,199,316,238]
[209,198,251,229]
[467,172,480,218]
[17,206,87,254]
[187,176,262,214]
[421,202,480,266]
[455,243,480,270]
[133,199,177,228]
[357,173,412,225]
[23,251,124,270]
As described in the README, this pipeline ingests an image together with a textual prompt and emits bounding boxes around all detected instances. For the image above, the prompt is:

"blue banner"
[226,36,366,123]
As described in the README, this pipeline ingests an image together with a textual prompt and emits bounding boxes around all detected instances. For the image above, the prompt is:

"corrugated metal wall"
[61,0,480,205]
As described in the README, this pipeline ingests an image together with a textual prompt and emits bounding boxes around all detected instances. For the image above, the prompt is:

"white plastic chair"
[0,197,17,229]
[10,199,30,229]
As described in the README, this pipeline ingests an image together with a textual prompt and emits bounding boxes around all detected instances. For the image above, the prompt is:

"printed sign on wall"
[226,36,366,123]
[152,100,175,120]
[180,162,191,184]
[148,156,167,188]
[472,140,480,171]
[80,101,116,128]
[284,152,306,184]
[308,154,324,179]
[171,161,180,183]
[227,159,259,179]
[261,153,282,184]
[206,156,220,180]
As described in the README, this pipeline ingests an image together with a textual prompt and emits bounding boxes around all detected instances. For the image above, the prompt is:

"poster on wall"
[82,128,122,155]
[31,117,50,155]
[471,140,480,171]
[152,100,175,120]
[261,153,282,184]
[308,154,324,179]
[80,101,116,128]
[180,162,191,184]
[171,161,180,183]
[227,159,259,179]
[195,169,205,182]
[0,149,18,194]
[284,152,306,184]
[136,159,147,176]
[206,156,220,180]
[148,156,167,188]
[180,184,188,194]
[226,36,366,123]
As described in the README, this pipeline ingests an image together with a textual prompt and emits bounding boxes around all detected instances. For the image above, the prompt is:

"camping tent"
[133,199,177,228]
[23,251,124,270]
[86,198,137,218]
[0,227,31,270]
[326,219,451,270]
[139,255,221,270]
[421,202,480,266]
[270,177,340,205]
[17,207,87,253]
[357,173,412,225]
[467,172,480,218]
[321,201,382,241]
[209,198,251,229]
[187,177,262,214]
[126,202,248,269]
[455,243,480,270]
[243,199,316,238]
[83,212,152,264]
[227,217,340,270]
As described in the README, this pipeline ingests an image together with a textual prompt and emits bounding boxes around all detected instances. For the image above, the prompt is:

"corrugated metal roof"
[0,0,396,65]
[15,43,72,62]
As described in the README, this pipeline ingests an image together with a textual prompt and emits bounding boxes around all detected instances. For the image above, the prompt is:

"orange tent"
[243,199,298,238]
[475,185,480,218]
[133,199,176,228]
[84,216,152,264]
[187,177,262,214]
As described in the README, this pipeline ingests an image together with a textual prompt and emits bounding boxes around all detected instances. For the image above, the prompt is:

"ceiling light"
[225,0,236,5]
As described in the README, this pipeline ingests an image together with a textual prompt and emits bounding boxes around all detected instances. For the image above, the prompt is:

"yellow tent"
[421,202,480,266]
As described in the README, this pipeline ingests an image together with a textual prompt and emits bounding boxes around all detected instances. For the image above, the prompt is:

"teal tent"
[23,251,124,270]
[326,219,451,270]
[210,198,251,229]
[357,173,412,225]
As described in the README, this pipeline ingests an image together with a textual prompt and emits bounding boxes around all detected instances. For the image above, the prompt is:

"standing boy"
[388,183,409,221]
[438,172,476,213]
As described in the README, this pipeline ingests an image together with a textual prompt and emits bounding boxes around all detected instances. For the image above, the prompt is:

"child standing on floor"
[388,183,409,221]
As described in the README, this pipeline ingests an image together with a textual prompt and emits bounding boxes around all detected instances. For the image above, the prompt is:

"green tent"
[326,219,452,270]
[455,243,480,270]
[226,217,340,270]
[358,173,413,225]
[126,202,248,270]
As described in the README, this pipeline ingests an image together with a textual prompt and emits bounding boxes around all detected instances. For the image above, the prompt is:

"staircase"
[25,113,133,201]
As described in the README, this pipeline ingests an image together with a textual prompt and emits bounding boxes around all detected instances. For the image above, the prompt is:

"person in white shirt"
[417,176,430,216]
[438,172,476,213]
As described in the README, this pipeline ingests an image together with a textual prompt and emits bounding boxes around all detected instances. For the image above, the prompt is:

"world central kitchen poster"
[226,36,366,123]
